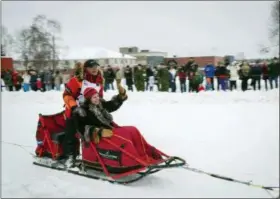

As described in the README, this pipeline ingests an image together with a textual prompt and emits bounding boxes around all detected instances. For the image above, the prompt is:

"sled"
[33,111,187,184]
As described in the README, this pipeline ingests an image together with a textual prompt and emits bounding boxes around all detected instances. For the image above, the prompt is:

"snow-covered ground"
[1,89,279,198]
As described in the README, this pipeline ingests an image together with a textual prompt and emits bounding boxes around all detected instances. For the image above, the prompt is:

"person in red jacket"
[36,78,43,91]
[62,59,104,164]
[177,66,187,93]
[63,59,104,118]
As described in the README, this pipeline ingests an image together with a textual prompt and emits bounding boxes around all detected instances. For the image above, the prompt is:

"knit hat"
[83,87,98,99]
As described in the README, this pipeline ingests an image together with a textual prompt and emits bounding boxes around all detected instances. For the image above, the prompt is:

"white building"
[61,47,136,68]
[13,47,137,70]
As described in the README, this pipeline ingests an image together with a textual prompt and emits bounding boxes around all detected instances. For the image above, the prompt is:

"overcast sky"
[2,1,278,59]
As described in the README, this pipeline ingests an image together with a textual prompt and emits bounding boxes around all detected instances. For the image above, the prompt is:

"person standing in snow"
[261,61,269,90]
[12,71,23,91]
[204,63,215,90]
[133,64,146,92]
[54,71,63,91]
[36,78,43,91]
[177,65,187,93]
[227,61,239,91]
[104,66,116,91]
[124,65,133,91]
[268,57,279,89]
[115,67,122,85]
[169,65,177,92]
[250,61,262,91]
[217,63,229,91]
[157,63,170,92]
[191,69,204,92]
[239,61,251,91]
[22,70,31,92]
[44,70,53,91]
[3,70,13,91]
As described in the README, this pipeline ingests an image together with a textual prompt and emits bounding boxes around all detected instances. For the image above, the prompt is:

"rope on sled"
[181,165,279,198]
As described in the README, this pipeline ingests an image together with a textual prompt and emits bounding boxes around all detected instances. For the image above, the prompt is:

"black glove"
[71,106,87,117]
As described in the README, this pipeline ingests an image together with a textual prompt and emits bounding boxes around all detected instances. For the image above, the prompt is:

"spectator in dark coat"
[124,65,134,91]
[262,62,269,90]
[177,66,187,93]
[104,66,116,91]
[268,57,279,89]
[30,70,38,91]
[250,61,262,90]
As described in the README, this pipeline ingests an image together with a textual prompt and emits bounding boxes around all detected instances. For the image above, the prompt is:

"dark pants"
[217,78,221,91]
[62,117,79,158]
[179,79,186,93]
[104,82,114,91]
[241,77,249,91]
[170,81,176,92]
[251,77,261,90]
[229,80,237,91]
[15,84,22,91]
[264,79,269,90]
[31,83,37,91]
[193,84,199,93]
[269,76,279,89]
[219,78,227,91]
[8,85,13,91]
[209,77,215,90]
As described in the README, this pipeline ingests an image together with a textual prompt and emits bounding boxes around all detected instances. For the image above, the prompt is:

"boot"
[64,155,76,168]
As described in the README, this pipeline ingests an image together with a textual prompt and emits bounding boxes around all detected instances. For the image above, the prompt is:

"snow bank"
[1,89,279,198]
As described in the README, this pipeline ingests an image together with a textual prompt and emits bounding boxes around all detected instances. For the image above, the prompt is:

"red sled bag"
[34,111,186,184]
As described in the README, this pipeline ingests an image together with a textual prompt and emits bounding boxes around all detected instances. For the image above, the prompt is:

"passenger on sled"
[63,83,164,168]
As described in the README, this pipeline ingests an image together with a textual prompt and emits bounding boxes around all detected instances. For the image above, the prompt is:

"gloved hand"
[117,84,127,101]
[71,106,87,117]
[92,128,113,144]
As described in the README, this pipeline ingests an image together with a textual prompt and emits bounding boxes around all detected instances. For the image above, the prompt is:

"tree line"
[1,14,69,71]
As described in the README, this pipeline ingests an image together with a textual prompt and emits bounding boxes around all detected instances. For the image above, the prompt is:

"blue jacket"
[204,64,215,78]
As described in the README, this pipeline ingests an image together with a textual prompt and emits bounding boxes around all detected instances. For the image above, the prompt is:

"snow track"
[2,90,279,197]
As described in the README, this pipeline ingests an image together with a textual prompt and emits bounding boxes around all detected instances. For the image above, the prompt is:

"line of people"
[1,57,279,93]
[1,69,71,92]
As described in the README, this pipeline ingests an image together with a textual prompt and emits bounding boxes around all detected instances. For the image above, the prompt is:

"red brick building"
[164,56,224,67]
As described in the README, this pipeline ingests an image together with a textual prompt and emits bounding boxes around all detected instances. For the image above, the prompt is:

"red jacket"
[36,80,42,89]
[178,71,187,80]
[63,70,104,118]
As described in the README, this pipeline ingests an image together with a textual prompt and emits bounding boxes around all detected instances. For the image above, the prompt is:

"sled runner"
[34,111,186,184]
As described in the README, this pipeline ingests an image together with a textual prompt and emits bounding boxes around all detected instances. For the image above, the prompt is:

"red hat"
[83,87,98,99]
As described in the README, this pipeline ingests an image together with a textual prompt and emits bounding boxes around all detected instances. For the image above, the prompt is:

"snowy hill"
[2,90,279,198]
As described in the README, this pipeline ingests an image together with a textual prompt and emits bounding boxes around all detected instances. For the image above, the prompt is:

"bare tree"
[1,25,15,56]
[15,29,31,69]
[14,14,64,70]
[259,1,279,54]
[270,1,279,44]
